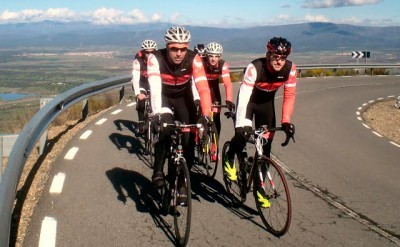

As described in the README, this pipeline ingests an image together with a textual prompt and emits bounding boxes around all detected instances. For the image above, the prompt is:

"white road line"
[369,100,375,103]
[356,111,360,116]
[64,147,79,160]
[127,102,136,107]
[357,116,362,121]
[362,123,370,129]
[357,107,362,111]
[111,109,122,115]
[377,97,384,100]
[80,130,92,139]
[49,172,66,194]
[372,131,383,137]
[38,217,57,247]
[362,103,368,106]
[390,142,400,148]
[95,118,107,125]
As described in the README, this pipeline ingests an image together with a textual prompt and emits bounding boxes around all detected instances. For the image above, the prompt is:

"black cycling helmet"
[266,37,291,55]
[194,43,206,56]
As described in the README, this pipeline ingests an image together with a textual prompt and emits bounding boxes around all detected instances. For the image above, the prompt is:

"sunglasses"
[144,50,154,54]
[169,47,188,52]
[271,54,287,61]
[207,54,221,58]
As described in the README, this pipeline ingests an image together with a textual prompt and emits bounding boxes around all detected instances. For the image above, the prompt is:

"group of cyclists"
[131,26,296,207]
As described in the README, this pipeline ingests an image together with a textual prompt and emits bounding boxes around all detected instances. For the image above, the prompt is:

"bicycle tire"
[172,158,192,246]
[221,141,246,205]
[159,176,170,216]
[205,132,218,178]
[253,156,292,236]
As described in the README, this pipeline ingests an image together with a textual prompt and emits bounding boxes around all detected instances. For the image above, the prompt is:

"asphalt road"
[24,75,400,247]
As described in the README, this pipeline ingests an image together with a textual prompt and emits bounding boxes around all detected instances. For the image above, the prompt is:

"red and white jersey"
[236,57,297,127]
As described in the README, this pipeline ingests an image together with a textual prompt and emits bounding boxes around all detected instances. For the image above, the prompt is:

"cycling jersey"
[236,57,297,128]
[131,51,150,95]
[202,58,233,105]
[147,49,212,116]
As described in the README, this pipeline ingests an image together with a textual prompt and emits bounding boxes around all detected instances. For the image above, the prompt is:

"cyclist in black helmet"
[224,37,297,208]
[194,43,206,58]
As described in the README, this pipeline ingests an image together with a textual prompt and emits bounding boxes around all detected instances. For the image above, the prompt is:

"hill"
[0,21,399,53]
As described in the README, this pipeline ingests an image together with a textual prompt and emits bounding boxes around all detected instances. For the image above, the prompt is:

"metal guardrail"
[1,63,400,245]
[230,63,400,73]
[0,74,131,246]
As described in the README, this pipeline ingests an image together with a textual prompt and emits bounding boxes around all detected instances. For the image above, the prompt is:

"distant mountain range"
[0,21,399,53]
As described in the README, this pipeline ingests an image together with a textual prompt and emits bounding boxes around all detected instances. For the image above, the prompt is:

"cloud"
[303,0,382,8]
[304,14,330,22]
[0,8,78,22]
[169,12,180,23]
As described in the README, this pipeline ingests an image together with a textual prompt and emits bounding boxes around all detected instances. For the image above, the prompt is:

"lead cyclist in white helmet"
[147,26,212,205]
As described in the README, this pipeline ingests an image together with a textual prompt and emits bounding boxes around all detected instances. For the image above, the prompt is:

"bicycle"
[142,92,155,166]
[194,103,231,178]
[159,121,201,246]
[221,116,295,236]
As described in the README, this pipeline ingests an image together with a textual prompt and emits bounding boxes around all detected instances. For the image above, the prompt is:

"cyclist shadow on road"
[109,132,152,168]
[105,167,176,243]
[113,119,138,135]
[190,171,267,231]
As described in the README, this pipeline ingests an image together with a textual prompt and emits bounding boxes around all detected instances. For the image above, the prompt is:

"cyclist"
[148,27,212,204]
[131,39,157,134]
[224,37,296,207]
[202,42,235,161]
[194,43,206,58]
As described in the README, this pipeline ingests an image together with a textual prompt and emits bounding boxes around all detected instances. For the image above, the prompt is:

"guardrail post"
[39,98,53,155]
[119,86,125,104]
[82,99,89,120]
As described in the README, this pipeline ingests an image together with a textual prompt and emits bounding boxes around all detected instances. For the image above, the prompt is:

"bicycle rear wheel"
[197,134,218,178]
[144,120,155,167]
[172,159,192,246]
[253,156,291,236]
[221,141,246,205]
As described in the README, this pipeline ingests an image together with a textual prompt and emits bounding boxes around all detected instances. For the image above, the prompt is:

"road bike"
[221,116,295,236]
[194,103,231,178]
[159,121,201,246]
[142,92,155,166]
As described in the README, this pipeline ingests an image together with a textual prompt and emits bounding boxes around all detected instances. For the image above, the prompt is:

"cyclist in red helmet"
[147,27,212,204]
[224,37,297,207]
[131,39,157,134]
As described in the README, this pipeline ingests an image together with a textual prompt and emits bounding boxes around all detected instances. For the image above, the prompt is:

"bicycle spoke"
[254,158,291,236]
[222,142,245,205]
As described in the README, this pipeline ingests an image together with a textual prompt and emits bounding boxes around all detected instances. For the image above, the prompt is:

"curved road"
[25,75,400,246]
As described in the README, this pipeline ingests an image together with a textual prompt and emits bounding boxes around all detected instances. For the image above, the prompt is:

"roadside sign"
[352,51,370,58]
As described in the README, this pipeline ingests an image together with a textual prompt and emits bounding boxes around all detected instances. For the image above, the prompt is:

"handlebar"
[162,122,203,130]
[251,125,295,147]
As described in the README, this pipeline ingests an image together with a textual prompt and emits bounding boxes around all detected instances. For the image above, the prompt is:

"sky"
[0,0,399,27]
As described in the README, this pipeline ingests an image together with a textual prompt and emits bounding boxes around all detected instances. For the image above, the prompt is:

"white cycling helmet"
[164,26,191,44]
[206,42,223,55]
[141,39,157,50]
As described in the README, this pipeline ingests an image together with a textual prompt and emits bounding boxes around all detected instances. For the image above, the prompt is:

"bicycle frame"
[241,126,286,195]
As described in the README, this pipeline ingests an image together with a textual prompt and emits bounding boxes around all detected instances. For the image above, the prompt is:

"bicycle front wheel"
[253,156,291,236]
[221,141,245,205]
[172,158,192,246]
